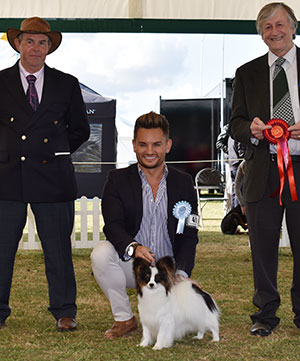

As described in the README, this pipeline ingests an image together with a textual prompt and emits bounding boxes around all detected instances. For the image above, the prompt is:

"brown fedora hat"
[7,16,62,54]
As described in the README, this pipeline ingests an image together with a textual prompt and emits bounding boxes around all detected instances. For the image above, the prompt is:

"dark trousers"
[246,159,300,329]
[0,200,77,322]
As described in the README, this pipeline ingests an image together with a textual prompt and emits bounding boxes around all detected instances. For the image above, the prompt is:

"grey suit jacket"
[229,46,300,202]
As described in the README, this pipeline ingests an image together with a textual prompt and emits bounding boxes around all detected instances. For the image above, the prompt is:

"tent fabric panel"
[0,0,129,19]
[0,0,299,21]
[143,0,300,20]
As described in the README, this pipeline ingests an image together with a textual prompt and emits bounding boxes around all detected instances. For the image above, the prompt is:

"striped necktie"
[273,57,294,125]
[26,75,39,111]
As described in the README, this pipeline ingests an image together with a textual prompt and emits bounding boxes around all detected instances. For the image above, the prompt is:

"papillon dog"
[133,256,220,350]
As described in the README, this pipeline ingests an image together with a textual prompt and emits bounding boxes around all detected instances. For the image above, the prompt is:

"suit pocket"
[0,151,9,162]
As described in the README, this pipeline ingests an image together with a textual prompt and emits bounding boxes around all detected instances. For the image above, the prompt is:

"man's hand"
[288,123,300,140]
[135,245,155,265]
[250,117,271,140]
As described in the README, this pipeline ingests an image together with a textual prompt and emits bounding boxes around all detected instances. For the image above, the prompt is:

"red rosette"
[263,118,290,144]
[262,118,297,204]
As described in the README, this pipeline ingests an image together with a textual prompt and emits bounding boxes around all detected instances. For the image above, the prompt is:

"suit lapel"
[4,62,33,116]
[128,164,143,226]
[166,168,177,230]
[39,65,56,109]
[296,47,300,104]
[3,62,56,128]
[255,54,270,122]
[24,65,58,128]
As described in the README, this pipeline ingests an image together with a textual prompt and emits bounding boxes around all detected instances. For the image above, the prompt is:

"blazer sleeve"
[228,55,272,202]
[101,168,141,258]
[229,67,255,146]
[65,77,90,153]
[168,170,199,277]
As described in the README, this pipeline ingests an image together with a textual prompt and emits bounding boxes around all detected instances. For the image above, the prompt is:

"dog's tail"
[192,283,219,314]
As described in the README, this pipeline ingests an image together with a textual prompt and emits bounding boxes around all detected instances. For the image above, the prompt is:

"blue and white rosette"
[173,201,192,234]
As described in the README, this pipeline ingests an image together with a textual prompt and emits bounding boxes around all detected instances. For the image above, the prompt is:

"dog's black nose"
[149,283,154,288]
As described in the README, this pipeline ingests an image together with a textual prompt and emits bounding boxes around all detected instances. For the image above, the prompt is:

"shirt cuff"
[175,269,188,279]
[250,137,259,146]
[123,241,138,261]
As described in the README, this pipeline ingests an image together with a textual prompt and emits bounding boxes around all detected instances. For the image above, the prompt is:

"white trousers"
[91,241,136,322]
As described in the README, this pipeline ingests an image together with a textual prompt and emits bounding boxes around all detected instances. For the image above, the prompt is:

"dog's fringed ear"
[156,256,176,294]
[133,257,150,297]
[133,257,144,272]
[156,256,175,273]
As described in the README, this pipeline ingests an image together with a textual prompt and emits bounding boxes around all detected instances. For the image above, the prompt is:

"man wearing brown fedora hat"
[0,17,90,331]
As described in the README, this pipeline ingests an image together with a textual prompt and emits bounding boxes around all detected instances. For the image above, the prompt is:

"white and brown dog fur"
[133,256,220,350]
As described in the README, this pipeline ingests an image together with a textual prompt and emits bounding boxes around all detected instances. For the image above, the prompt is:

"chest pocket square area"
[54,152,71,156]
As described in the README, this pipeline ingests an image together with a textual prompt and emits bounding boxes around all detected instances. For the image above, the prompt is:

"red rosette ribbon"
[263,118,297,205]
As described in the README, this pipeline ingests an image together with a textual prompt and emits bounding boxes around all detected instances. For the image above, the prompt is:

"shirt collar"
[268,44,296,67]
[137,163,169,181]
[18,61,44,80]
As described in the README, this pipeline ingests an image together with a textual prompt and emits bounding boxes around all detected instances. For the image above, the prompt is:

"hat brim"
[7,28,62,54]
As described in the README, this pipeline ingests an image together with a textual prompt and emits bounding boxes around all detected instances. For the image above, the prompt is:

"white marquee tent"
[0,0,299,34]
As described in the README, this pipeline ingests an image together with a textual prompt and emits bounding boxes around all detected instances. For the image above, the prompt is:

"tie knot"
[275,57,285,67]
[26,74,36,84]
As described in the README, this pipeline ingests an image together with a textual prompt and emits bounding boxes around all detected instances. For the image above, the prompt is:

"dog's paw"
[193,331,204,340]
[211,335,220,342]
[139,340,150,347]
[153,342,171,350]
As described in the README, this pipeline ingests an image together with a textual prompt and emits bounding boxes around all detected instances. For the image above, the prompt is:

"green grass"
[0,202,299,361]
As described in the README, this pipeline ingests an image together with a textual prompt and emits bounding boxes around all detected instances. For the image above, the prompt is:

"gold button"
[21,156,26,161]
[21,135,27,140]
[43,138,49,143]
[10,117,14,122]
[53,120,58,125]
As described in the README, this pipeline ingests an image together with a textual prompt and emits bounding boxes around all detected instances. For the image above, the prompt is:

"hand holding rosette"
[263,118,297,204]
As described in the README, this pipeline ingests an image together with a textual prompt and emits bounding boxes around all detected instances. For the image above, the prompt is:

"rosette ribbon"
[263,118,297,205]
[172,201,192,234]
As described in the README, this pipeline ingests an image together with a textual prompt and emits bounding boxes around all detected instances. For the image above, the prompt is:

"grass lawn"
[0,202,299,361]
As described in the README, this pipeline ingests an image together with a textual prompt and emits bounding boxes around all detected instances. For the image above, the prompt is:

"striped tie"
[273,57,294,126]
[26,75,39,111]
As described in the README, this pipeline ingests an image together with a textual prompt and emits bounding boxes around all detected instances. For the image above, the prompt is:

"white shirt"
[18,61,44,103]
[268,45,300,155]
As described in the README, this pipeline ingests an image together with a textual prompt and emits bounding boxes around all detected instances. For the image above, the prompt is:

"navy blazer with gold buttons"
[0,61,90,203]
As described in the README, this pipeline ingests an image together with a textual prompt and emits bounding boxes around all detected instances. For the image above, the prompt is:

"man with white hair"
[230,2,300,336]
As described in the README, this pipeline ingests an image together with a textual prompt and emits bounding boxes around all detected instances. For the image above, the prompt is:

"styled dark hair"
[133,111,170,140]
[256,2,298,39]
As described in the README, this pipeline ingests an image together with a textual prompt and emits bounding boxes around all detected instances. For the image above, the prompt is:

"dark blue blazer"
[0,61,90,202]
[102,164,199,276]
